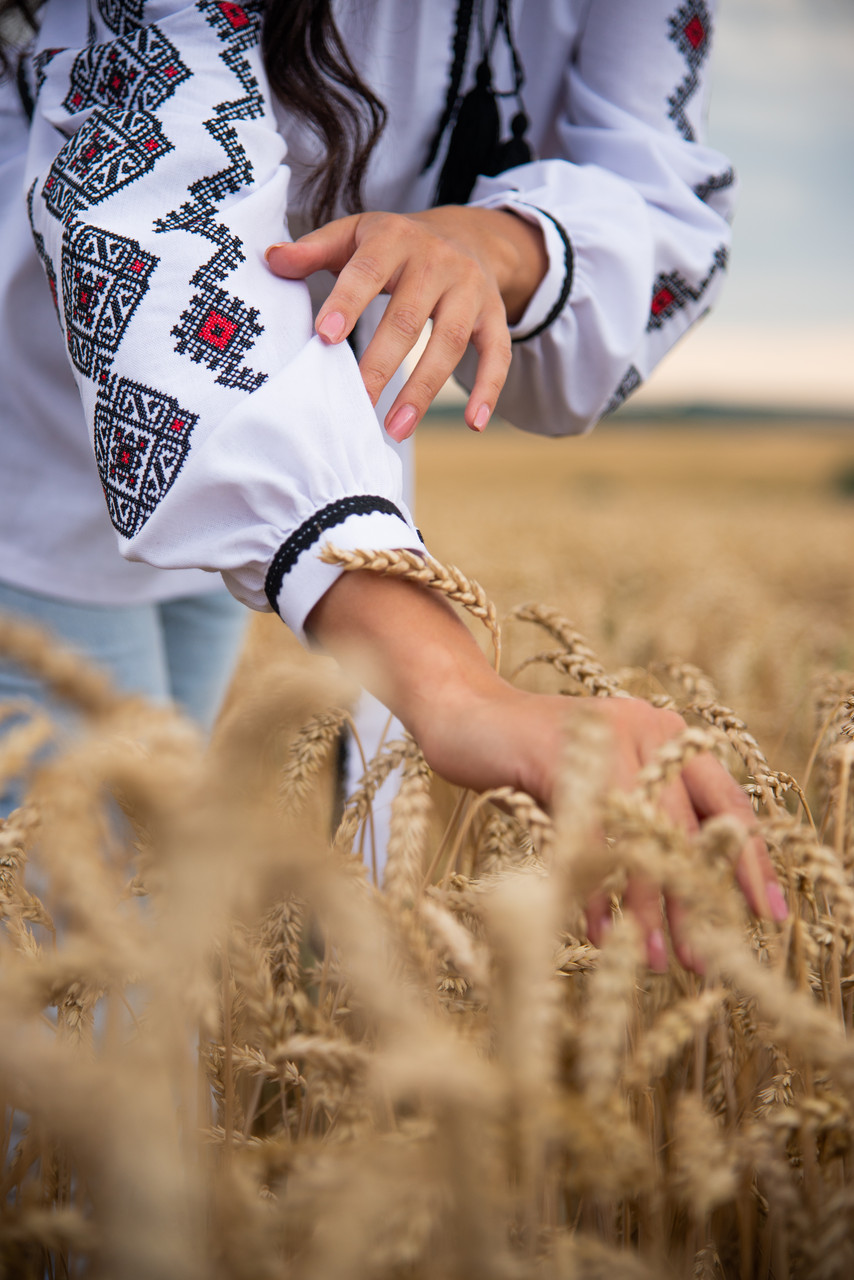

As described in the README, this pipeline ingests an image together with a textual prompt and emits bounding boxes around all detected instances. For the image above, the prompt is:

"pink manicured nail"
[386,404,418,442]
[766,882,789,922]
[648,929,669,973]
[317,311,346,343]
[473,403,490,431]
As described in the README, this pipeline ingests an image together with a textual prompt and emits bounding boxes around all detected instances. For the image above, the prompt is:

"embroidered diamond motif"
[646,245,728,331]
[172,286,265,391]
[666,1,712,141]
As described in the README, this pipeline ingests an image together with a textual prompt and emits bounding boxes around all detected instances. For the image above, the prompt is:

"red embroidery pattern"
[646,245,727,331]
[94,374,198,537]
[61,223,157,379]
[172,286,265,390]
[160,1,267,391]
[43,110,173,224]
[666,1,711,141]
[63,26,191,116]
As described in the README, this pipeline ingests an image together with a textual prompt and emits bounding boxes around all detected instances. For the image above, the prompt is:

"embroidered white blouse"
[2,0,735,638]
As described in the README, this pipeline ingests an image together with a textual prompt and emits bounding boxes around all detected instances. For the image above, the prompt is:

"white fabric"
[4,0,735,637]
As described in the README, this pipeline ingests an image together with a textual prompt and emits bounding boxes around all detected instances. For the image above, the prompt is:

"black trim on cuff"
[511,209,574,345]
[264,495,410,614]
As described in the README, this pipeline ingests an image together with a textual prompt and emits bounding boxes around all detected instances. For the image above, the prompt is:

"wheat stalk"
[319,544,501,670]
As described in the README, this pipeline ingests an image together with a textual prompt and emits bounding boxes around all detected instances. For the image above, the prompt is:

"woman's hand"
[308,571,788,977]
[265,206,547,441]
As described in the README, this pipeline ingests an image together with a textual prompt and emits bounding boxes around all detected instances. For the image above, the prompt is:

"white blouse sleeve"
[460,0,736,436]
[25,0,421,641]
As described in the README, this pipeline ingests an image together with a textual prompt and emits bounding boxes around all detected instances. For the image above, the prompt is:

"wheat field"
[2,418,854,1279]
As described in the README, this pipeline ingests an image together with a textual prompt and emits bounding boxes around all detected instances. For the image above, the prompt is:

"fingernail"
[648,929,669,973]
[766,881,789,922]
[473,403,490,431]
[317,311,346,343]
[264,242,287,263]
[386,404,418,442]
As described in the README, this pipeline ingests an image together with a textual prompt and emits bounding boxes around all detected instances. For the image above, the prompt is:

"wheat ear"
[319,545,501,670]
[0,614,121,716]
[511,605,626,697]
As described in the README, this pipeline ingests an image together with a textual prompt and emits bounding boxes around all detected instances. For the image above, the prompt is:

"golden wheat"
[3,466,854,1279]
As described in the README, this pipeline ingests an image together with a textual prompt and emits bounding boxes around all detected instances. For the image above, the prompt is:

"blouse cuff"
[467,192,574,341]
[264,499,423,643]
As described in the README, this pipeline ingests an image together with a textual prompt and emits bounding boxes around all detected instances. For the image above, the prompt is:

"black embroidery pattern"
[96,0,147,37]
[27,182,62,327]
[512,208,574,344]
[694,166,735,204]
[63,26,191,115]
[43,110,172,224]
[666,1,711,142]
[93,373,198,537]
[604,365,642,415]
[33,48,63,96]
[157,1,267,391]
[61,222,157,379]
[646,245,727,332]
[265,497,413,613]
[171,286,264,389]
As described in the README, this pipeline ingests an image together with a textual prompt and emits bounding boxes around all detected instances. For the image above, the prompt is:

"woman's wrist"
[464,206,548,325]
[306,569,505,738]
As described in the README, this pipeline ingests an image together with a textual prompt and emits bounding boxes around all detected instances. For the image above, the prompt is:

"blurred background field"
[244,412,854,787]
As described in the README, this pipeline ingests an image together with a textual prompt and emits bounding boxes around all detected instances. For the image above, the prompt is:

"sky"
[636,0,854,411]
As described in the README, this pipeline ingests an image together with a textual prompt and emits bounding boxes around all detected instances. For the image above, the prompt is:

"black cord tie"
[426,0,532,207]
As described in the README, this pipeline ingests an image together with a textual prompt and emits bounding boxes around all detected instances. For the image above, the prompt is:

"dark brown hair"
[1,0,387,227]
[261,0,387,226]
[0,0,42,74]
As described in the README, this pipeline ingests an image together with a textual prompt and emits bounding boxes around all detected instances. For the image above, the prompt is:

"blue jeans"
[0,579,248,813]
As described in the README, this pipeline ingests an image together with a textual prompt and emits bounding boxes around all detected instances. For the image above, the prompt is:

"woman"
[0,0,784,966]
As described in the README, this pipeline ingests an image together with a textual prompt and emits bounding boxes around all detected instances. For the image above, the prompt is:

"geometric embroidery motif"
[666,0,712,142]
[171,286,265,391]
[93,373,198,537]
[604,365,642,415]
[647,245,728,331]
[159,0,267,390]
[33,47,63,97]
[694,166,735,205]
[61,223,158,379]
[96,0,147,37]
[201,2,264,47]
[63,26,191,116]
[27,182,62,328]
[43,110,172,224]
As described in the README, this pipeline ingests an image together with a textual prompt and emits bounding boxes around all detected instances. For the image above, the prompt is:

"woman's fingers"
[679,753,786,920]
[461,306,513,433]
[267,209,516,433]
[265,216,362,281]
[267,214,402,346]
[664,891,705,974]
[583,700,787,973]
[380,294,511,440]
[623,875,669,972]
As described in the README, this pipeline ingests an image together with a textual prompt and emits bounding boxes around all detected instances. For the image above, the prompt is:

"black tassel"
[489,110,532,175]
[434,58,500,206]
